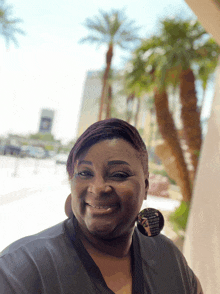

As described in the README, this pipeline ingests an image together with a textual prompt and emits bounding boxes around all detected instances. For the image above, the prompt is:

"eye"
[75,170,93,178]
[110,172,130,180]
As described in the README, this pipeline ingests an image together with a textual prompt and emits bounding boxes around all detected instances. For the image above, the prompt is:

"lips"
[86,203,118,209]
[85,202,119,214]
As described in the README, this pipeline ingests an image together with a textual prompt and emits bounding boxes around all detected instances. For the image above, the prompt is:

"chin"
[93,231,116,240]
[89,225,117,239]
[88,222,134,241]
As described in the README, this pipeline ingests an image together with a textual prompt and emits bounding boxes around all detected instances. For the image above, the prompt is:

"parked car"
[55,153,68,164]
[20,145,31,157]
[0,145,5,154]
[30,147,46,159]
[20,146,46,159]
[48,151,56,158]
[2,145,21,156]
[44,150,50,158]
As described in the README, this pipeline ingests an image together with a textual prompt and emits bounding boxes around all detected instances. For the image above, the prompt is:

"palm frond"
[82,17,108,35]
[80,8,140,48]
[79,35,104,44]
[124,16,220,96]
[0,0,24,47]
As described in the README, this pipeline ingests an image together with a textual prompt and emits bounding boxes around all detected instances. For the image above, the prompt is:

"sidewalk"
[0,156,181,251]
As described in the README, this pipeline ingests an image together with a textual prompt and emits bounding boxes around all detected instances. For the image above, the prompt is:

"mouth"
[85,202,119,214]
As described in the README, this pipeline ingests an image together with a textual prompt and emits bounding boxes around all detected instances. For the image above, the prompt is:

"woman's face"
[70,138,148,240]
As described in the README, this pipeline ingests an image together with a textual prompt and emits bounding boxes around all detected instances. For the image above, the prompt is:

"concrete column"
[183,59,220,293]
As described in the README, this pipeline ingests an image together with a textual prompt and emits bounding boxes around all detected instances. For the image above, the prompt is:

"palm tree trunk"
[199,85,207,120]
[154,88,192,202]
[134,96,140,127]
[126,92,135,123]
[105,84,112,119]
[179,68,202,180]
[98,44,113,121]
[147,109,154,152]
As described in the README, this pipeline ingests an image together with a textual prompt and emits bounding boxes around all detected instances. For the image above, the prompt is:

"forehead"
[77,138,140,162]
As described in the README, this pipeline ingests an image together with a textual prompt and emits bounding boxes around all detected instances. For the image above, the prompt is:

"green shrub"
[169,201,190,238]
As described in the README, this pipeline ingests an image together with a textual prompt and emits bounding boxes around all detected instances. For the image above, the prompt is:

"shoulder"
[0,218,78,293]
[136,229,185,259]
[0,220,67,257]
[135,229,198,293]
[0,219,71,274]
[137,230,188,268]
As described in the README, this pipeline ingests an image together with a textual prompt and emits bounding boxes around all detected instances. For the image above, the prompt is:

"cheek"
[70,179,84,197]
[70,181,86,210]
[117,181,145,205]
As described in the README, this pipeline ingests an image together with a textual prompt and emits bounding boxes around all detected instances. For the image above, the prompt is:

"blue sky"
[0,0,212,142]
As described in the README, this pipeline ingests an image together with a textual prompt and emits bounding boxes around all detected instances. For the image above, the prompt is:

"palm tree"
[145,96,156,151]
[158,19,203,179]
[126,18,220,200]
[105,84,112,119]
[134,95,141,127]
[124,39,190,201]
[0,0,24,47]
[138,18,220,180]
[126,92,135,123]
[104,68,115,119]
[80,9,140,120]
[154,87,192,201]
[195,38,220,118]
[123,55,150,127]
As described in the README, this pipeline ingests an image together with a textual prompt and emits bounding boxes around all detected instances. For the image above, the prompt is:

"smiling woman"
[0,119,203,294]
[71,139,147,243]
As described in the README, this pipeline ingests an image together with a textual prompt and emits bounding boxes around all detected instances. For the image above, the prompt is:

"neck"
[78,226,134,258]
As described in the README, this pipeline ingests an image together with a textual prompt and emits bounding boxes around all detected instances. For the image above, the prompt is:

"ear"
[144,172,149,200]
[65,194,73,218]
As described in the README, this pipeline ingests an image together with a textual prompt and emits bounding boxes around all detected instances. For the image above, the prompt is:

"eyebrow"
[77,160,92,166]
[107,160,130,166]
[77,160,130,166]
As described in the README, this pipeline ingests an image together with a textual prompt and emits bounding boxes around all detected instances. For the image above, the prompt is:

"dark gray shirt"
[0,216,197,293]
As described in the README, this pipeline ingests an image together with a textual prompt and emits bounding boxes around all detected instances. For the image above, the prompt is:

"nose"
[88,176,112,196]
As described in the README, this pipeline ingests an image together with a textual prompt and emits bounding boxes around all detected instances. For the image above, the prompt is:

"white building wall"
[183,59,220,294]
[77,71,101,137]
[77,71,182,146]
[77,71,127,137]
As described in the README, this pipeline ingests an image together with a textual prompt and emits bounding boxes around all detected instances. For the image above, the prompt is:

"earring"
[65,194,73,218]
[137,208,164,237]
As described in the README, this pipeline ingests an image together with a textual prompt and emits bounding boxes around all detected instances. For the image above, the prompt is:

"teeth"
[91,205,109,209]
[88,204,114,209]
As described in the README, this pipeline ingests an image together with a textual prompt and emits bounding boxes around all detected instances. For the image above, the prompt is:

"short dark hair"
[66,118,148,179]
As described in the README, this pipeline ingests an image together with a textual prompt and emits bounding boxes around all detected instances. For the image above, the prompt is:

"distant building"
[76,71,182,146]
[77,70,142,137]
[77,71,101,137]
[38,109,54,134]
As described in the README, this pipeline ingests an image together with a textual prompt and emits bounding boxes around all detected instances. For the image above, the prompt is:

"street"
[0,156,69,251]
